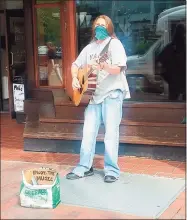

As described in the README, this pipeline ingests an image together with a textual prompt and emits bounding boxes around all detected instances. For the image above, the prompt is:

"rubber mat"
[60,169,185,218]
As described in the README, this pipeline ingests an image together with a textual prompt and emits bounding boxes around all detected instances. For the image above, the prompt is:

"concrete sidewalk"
[1,160,186,219]
[1,113,186,219]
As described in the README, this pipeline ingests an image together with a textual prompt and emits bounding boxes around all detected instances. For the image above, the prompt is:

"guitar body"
[72,49,110,106]
[73,67,89,106]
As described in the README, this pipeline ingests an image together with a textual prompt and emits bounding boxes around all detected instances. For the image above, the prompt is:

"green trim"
[52,174,61,208]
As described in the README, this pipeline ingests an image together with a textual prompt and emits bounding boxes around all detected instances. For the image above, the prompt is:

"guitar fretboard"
[87,52,109,92]
[87,73,97,91]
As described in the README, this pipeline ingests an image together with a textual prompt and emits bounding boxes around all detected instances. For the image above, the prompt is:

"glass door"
[34,5,63,87]
[0,10,25,113]
[6,9,25,117]
[0,11,9,112]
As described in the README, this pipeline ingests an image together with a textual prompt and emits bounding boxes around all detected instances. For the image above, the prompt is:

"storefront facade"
[1,0,186,108]
[33,0,186,100]
[31,0,186,101]
[0,0,186,151]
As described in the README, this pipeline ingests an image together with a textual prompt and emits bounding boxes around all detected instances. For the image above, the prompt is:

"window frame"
[32,0,65,88]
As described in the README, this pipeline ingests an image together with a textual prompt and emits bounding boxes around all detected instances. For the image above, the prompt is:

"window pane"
[36,7,63,86]
[76,0,186,102]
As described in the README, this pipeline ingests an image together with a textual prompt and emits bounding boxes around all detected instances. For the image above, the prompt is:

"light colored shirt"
[72,37,130,104]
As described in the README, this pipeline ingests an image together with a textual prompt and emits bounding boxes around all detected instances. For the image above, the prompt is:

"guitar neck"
[84,68,94,81]
[84,52,108,81]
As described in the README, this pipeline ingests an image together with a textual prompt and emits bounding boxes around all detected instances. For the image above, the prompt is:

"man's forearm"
[101,62,121,74]
[71,64,79,79]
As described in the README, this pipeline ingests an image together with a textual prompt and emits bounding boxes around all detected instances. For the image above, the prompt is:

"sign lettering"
[13,83,25,112]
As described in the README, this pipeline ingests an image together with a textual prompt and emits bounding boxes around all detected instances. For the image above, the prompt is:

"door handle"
[10,52,14,66]
[5,66,9,71]
[65,22,67,31]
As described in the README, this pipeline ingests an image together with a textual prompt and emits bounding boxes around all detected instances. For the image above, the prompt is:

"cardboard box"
[19,167,61,209]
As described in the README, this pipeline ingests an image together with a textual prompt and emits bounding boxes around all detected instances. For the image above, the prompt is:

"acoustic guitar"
[73,52,109,106]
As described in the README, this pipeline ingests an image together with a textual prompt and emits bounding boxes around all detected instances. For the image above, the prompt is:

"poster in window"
[13,83,25,112]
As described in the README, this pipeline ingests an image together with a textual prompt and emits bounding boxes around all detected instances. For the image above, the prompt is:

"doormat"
[60,169,185,219]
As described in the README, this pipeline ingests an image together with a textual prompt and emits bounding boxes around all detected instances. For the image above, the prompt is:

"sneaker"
[66,167,94,180]
[104,175,117,183]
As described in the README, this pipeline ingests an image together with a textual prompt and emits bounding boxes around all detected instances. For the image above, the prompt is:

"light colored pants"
[72,89,123,178]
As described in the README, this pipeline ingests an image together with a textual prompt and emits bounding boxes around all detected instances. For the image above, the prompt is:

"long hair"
[91,15,117,40]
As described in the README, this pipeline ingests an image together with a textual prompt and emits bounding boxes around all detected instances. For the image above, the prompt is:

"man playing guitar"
[66,15,130,183]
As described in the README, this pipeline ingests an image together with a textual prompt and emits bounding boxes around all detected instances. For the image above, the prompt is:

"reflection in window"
[76,0,186,102]
[36,7,63,86]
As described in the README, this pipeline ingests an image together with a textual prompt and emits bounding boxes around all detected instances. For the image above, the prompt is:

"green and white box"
[19,168,61,209]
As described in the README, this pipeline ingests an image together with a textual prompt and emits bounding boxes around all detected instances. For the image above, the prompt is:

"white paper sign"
[13,83,25,112]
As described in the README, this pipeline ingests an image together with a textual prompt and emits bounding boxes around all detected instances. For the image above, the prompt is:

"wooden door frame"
[61,0,77,100]
[31,0,77,98]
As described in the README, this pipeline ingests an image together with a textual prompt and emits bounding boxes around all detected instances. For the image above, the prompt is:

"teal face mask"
[95,26,109,40]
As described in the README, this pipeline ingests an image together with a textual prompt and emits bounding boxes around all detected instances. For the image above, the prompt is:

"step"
[52,88,186,108]
[55,94,186,108]
[24,90,186,147]
[23,121,185,160]
[23,89,186,158]
[39,105,185,126]
[24,121,185,147]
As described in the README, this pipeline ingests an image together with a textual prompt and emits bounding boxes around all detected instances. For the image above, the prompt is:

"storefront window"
[76,0,186,102]
[35,7,63,86]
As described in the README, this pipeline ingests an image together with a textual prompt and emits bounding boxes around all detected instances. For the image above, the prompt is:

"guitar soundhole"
[79,88,83,94]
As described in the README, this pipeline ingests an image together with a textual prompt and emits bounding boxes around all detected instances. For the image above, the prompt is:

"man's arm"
[71,64,79,79]
[100,62,121,74]
[104,39,127,74]
[71,45,88,79]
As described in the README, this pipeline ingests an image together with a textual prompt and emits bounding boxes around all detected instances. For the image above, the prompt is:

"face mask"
[95,26,109,40]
